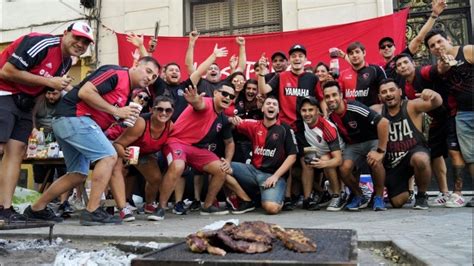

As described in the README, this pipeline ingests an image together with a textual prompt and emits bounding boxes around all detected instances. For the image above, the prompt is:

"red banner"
[116,9,409,79]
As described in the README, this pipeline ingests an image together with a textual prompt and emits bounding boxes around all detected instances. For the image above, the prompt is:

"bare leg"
[159,160,185,208]
[300,157,314,199]
[431,156,448,193]
[202,161,226,208]
[0,140,27,208]
[338,160,361,196]
[136,156,162,204]
[174,176,186,203]
[86,155,118,212]
[449,150,466,195]
[109,158,127,209]
[193,174,203,201]
[225,174,251,201]
[411,153,431,193]
[370,160,386,197]
[32,173,86,210]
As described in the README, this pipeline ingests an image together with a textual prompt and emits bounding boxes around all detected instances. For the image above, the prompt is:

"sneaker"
[225,195,239,211]
[58,201,74,217]
[326,194,345,211]
[119,207,135,222]
[144,203,158,214]
[373,196,387,211]
[406,190,415,205]
[445,194,466,208]
[23,206,63,222]
[126,198,137,211]
[80,208,122,226]
[231,201,255,214]
[189,200,201,211]
[302,198,320,210]
[345,195,369,211]
[282,197,295,211]
[0,206,29,223]
[429,192,450,207]
[318,191,332,207]
[148,207,165,221]
[466,197,474,207]
[413,193,429,210]
[173,201,187,215]
[200,205,229,215]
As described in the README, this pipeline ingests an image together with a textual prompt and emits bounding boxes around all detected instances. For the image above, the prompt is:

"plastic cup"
[122,102,143,127]
[127,146,140,165]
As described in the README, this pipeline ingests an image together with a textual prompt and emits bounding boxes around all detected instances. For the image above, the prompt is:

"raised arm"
[236,36,247,72]
[256,54,273,95]
[185,30,199,75]
[189,44,228,85]
[408,0,447,54]
[183,84,205,111]
[126,33,149,57]
[411,89,443,113]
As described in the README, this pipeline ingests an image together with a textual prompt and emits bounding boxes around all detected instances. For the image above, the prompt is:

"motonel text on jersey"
[254,146,276,157]
[284,87,309,97]
[345,88,369,98]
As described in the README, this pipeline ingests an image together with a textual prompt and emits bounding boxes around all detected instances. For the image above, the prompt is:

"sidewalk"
[1,206,472,265]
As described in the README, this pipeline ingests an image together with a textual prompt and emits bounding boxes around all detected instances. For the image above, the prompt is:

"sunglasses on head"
[380,44,394,49]
[219,90,236,100]
[137,94,150,101]
[153,107,173,113]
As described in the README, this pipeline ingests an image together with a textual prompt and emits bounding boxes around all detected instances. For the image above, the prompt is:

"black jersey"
[382,100,427,168]
[151,77,193,122]
[329,100,382,144]
[442,46,474,111]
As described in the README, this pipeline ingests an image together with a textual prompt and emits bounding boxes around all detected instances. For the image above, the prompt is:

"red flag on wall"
[116,8,409,79]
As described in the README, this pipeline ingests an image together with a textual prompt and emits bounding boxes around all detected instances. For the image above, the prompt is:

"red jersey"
[167,97,231,147]
[0,33,71,96]
[339,63,386,106]
[54,65,132,130]
[130,114,171,154]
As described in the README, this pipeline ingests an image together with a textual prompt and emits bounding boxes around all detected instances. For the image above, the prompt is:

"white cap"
[68,21,94,42]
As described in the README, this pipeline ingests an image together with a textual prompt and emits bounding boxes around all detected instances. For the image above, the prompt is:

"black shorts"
[428,123,448,158]
[446,116,460,151]
[0,96,33,144]
[33,164,67,184]
[385,145,430,199]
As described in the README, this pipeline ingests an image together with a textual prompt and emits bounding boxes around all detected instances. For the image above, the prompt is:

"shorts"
[343,139,378,165]
[162,142,219,173]
[33,164,67,184]
[0,95,33,144]
[446,116,460,151]
[52,116,117,176]
[385,145,430,198]
[428,123,448,158]
[231,162,285,204]
[455,111,474,163]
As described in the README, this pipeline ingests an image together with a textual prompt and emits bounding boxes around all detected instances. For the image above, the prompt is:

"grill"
[132,229,357,265]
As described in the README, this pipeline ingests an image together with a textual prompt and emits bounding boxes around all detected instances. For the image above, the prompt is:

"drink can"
[127,146,140,165]
[123,102,143,127]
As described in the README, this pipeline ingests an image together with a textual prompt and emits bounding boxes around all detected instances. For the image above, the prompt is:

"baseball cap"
[300,96,319,110]
[271,51,287,61]
[378,37,394,48]
[67,21,94,42]
[288,44,307,56]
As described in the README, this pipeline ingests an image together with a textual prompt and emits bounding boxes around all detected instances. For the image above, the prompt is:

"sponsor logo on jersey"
[177,89,184,96]
[348,121,357,128]
[345,88,369,98]
[284,87,309,97]
[271,133,279,140]
[11,53,28,67]
[216,123,222,132]
[208,143,217,151]
[39,69,54,78]
[317,135,322,143]
[254,146,276,157]
[362,73,370,79]
[257,130,263,136]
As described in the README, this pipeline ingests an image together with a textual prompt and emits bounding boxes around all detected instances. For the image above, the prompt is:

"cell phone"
[304,153,318,164]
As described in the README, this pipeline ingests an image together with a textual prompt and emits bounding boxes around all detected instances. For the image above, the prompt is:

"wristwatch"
[376,147,386,154]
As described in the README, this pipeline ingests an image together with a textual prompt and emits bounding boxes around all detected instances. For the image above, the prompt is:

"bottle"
[26,135,38,158]
[36,128,46,158]
[36,128,45,145]
[329,47,340,79]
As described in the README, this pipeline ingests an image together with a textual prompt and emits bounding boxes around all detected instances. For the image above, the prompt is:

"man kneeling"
[372,79,442,209]
[226,96,298,214]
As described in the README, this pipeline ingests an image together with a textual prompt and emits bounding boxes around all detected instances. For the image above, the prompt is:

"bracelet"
[430,14,438,19]
[258,74,265,77]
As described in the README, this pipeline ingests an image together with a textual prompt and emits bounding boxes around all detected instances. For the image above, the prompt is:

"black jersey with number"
[382,100,427,168]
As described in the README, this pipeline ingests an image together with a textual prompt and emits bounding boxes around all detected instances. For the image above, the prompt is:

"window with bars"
[183,0,282,36]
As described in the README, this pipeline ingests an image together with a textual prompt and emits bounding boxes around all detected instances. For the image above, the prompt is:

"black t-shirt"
[384,47,412,80]
[197,79,223,97]
[151,77,193,122]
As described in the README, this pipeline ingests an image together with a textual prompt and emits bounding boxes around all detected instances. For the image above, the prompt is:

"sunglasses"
[153,107,173,113]
[380,44,394,49]
[137,94,150,101]
[219,90,236,100]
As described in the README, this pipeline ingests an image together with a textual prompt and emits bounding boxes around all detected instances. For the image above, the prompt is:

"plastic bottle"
[26,135,38,158]
[36,128,45,145]
[328,47,340,79]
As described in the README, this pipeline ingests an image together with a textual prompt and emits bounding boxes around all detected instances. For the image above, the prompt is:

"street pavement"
[1,204,472,265]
